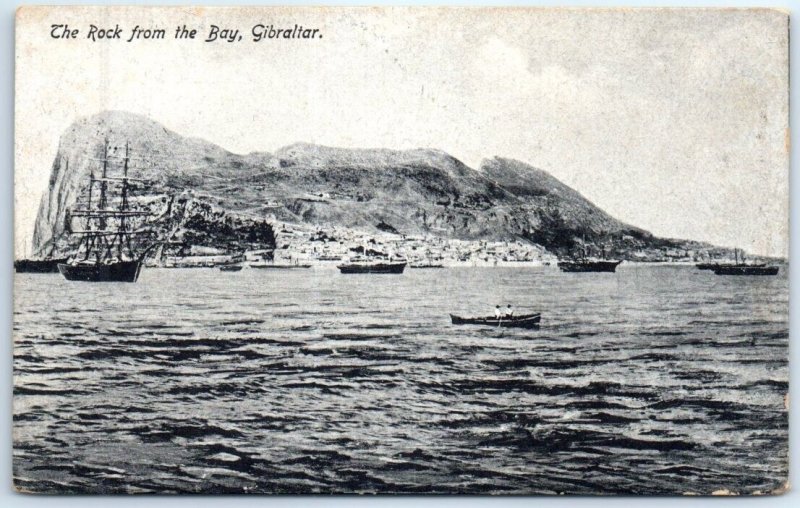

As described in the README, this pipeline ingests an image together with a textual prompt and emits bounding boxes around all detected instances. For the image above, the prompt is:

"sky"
[14,6,789,257]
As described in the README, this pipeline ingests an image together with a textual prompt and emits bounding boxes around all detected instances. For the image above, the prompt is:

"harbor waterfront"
[13,264,788,494]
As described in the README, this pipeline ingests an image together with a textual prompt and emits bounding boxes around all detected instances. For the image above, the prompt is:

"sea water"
[12,265,788,494]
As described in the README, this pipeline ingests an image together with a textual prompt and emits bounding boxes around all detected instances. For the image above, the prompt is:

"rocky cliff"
[34,111,680,259]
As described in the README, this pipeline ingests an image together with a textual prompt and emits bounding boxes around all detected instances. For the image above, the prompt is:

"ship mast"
[68,139,150,263]
[119,141,132,258]
[99,140,108,228]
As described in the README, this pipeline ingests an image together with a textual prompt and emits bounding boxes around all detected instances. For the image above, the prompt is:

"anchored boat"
[337,258,407,274]
[57,140,153,282]
[59,260,144,282]
[558,241,621,273]
[712,265,778,276]
[251,263,311,269]
[251,257,311,269]
[14,257,69,273]
[695,262,719,270]
[557,259,622,272]
[710,249,778,276]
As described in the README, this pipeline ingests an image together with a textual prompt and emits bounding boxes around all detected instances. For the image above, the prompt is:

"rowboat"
[450,312,541,329]
[218,264,243,272]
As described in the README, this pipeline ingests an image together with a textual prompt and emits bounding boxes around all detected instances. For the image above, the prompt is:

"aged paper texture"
[14,6,789,495]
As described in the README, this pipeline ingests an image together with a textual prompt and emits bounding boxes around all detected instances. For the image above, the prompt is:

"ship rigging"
[58,140,154,282]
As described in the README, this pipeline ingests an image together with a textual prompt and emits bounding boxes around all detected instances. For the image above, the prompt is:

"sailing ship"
[57,140,153,282]
[710,249,778,276]
[557,242,621,273]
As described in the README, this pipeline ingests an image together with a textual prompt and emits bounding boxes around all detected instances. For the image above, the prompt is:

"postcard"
[13,6,789,495]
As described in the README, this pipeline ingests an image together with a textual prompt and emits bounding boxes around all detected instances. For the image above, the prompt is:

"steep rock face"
[33,111,276,257]
[34,111,653,258]
[480,157,630,234]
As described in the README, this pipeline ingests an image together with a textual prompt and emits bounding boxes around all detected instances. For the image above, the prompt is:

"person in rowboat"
[505,304,514,318]
[494,305,502,319]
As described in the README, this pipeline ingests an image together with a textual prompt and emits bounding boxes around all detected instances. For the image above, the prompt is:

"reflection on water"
[13,265,788,494]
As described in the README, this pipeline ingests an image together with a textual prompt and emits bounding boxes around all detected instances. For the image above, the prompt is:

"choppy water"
[13,265,788,494]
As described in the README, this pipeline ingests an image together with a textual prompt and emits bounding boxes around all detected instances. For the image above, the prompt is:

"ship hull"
[695,263,717,270]
[250,264,312,269]
[337,262,407,274]
[711,265,779,276]
[58,261,143,282]
[450,313,541,329]
[557,260,622,272]
[14,258,68,273]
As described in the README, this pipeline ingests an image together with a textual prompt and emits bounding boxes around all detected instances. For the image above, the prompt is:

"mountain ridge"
[33,111,703,260]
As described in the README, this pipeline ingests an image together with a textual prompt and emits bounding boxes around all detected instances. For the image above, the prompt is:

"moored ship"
[337,258,407,274]
[695,262,719,270]
[558,243,621,273]
[557,259,622,272]
[251,257,311,269]
[710,249,779,276]
[58,140,153,282]
[251,263,312,269]
[14,257,69,273]
[59,260,143,282]
[711,265,779,276]
[218,263,244,272]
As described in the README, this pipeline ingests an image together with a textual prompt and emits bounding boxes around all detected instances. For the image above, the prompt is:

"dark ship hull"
[58,261,143,282]
[557,260,622,273]
[712,265,779,276]
[337,262,407,274]
[251,264,312,269]
[14,258,68,273]
[695,263,717,270]
[450,313,541,329]
[698,262,765,271]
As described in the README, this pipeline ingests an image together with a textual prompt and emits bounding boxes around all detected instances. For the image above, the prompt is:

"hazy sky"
[15,6,789,256]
